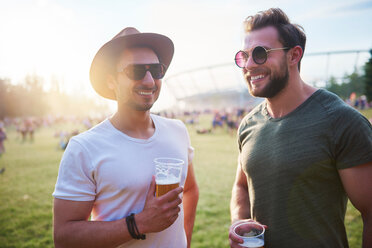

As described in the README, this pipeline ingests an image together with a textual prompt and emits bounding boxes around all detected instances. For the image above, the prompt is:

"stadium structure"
[164,49,371,111]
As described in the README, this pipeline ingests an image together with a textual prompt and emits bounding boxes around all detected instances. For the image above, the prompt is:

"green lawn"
[0,110,369,247]
[361,108,372,121]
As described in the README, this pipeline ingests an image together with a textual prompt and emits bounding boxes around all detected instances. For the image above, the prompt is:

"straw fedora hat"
[89,27,174,100]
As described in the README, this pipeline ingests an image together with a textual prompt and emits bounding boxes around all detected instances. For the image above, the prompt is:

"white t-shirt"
[53,114,194,248]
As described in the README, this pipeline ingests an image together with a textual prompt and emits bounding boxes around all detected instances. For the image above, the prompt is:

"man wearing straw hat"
[53,27,199,248]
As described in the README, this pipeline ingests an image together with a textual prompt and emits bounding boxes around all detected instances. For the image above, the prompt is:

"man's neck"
[265,73,317,119]
[109,106,155,139]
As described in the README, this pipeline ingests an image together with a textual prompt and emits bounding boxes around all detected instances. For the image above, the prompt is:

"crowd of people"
[157,93,372,137]
[0,96,370,159]
[155,107,252,136]
[0,108,251,157]
[0,115,107,153]
[345,93,370,111]
[1,95,369,155]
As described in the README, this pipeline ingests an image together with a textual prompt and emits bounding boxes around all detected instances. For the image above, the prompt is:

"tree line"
[1,50,372,119]
[0,74,110,119]
[325,50,372,102]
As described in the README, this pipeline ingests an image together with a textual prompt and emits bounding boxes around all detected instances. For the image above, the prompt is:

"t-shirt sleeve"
[185,124,194,165]
[333,108,372,169]
[52,138,96,201]
[176,119,194,166]
[188,145,194,165]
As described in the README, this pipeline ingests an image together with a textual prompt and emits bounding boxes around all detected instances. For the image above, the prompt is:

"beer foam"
[155,176,179,185]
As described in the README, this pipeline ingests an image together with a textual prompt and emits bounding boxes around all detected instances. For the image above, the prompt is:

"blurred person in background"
[229,8,372,248]
[0,121,6,174]
[53,27,199,248]
[0,121,6,155]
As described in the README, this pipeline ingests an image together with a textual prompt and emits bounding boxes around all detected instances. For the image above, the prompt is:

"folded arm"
[53,177,183,248]
[53,199,131,248]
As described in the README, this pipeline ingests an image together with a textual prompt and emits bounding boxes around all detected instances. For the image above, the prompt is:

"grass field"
[0,109,370,247]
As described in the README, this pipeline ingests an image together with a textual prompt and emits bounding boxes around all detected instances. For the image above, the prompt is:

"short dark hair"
[244,8,306,70]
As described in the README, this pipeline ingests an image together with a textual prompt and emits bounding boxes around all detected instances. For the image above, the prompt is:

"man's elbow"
[193,184,199,201]
[53,226,68,248]
[191,183,200,200]
[185,183,199,201]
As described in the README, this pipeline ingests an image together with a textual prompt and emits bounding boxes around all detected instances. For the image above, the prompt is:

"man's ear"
[288,45,303,67]
[106,74,116,90]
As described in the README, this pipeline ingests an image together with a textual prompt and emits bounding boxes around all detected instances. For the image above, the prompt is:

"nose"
[142,71,156,86]
[244,53,257,70]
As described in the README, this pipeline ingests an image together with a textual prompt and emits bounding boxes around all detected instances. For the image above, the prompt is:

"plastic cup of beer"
[154,157,184,197]
[233,221,265,248]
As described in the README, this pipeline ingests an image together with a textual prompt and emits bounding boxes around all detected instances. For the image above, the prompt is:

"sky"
[0,0,371,110]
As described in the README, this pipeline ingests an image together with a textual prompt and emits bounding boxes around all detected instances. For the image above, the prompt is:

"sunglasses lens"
[235,51,247,68]
[124,64,166,80]
[252,46,267,64]
[124,65,146,80]
[149,64,165,79]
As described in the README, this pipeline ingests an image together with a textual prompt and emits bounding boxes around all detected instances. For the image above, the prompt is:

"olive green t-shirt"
[238,89,372,247]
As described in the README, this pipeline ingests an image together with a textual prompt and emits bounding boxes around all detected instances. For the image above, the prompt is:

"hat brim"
[89,33,174,100]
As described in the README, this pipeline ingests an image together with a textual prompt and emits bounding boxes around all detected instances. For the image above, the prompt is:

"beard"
[128,101,154,111]
[117,85,159,112]
[247,58,289,98]
[128,89,159,112]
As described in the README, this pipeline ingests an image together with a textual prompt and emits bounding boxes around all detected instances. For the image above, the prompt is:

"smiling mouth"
[138,91,154,96]
[134,87,157,96]
[245,73,266,84]
[251,74,265,81]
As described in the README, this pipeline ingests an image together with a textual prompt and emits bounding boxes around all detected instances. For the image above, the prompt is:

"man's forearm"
[230,184,251,223]
[183,185,199,248]
[54,218,133,248]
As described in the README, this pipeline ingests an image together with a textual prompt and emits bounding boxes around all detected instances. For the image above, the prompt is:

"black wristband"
[126,213,146,240]
[132,214,146,240]
[126,214,136,239]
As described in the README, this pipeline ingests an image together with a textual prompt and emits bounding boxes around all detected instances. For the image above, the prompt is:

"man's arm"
[229,163,251,248]
[339,162,372,248]
[183,162,199,248]
[53,199,131,248]
[230,163,250,222]
[53,177,183,248]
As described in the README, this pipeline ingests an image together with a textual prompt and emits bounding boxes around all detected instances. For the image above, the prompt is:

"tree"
[23,74,48,116]
[1,74,110,117]
[0,78,10,119]
[326,76,342,97]
[343,71,364,97]
[326,72,364,100]
[364,49,372,102]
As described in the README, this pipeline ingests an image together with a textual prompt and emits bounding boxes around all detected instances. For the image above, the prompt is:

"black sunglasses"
[119,63,166,81]
[235,46,290,67]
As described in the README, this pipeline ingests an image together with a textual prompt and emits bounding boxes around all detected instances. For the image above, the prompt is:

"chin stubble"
[246,59,289,98]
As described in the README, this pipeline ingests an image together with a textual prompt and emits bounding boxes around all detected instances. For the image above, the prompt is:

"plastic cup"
[154,157,184,197]
[233,221,265,248]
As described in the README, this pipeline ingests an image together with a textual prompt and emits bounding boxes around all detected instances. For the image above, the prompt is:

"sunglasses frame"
[118,63,167,81]
[235,46,290,68]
